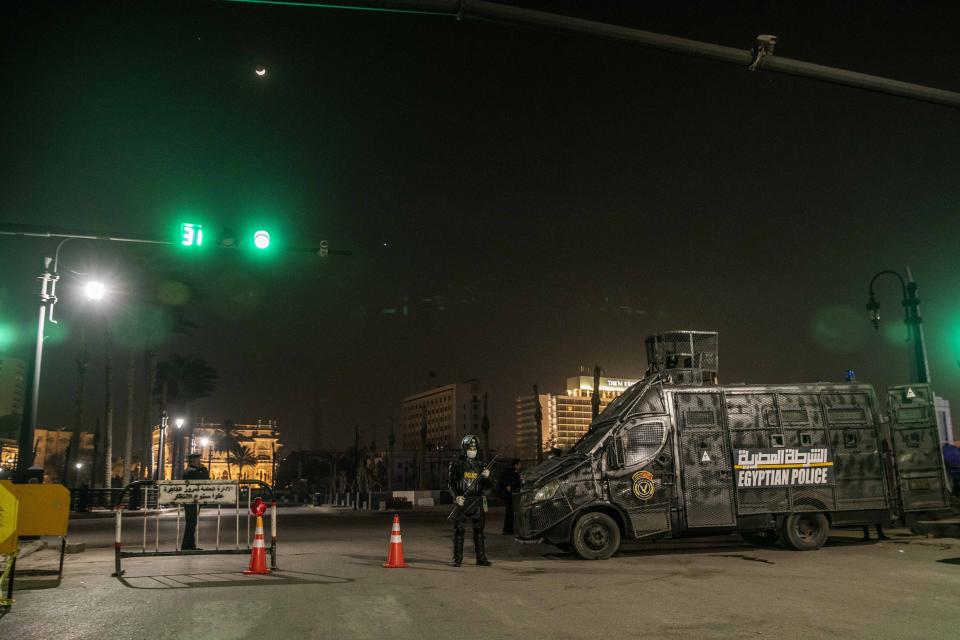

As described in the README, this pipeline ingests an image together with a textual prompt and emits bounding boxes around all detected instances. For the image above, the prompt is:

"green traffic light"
[180,223,204,247]
[253,229,271,250]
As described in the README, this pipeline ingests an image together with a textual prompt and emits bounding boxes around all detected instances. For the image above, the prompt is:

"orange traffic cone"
[243,514,271,575]
[383,513,409,568]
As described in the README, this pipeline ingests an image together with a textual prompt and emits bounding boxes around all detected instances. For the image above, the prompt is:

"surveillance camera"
[756,34,778,51]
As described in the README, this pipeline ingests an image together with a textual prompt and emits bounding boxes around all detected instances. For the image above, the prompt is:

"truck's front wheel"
[571,512,620,560]
[782,513,829,550]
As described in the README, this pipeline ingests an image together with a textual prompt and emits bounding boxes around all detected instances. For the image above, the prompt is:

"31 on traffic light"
[180,223,203,247]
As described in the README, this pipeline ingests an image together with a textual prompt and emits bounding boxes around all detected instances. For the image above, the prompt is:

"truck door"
[674,391,736,527]
[606,418,673,538]
[886,384,951,512]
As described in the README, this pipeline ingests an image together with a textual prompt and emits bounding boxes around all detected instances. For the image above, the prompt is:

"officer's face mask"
[466,448,477,459]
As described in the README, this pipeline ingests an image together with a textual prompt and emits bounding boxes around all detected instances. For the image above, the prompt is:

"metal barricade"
[111,479,278,578]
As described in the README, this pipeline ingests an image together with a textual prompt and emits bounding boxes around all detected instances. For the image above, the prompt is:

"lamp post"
[173,417,186,479]
[75,461,83,486]
[15,236,107,482]
[866,268,931,385]
[200,436,212,475]
[155,411,169,481]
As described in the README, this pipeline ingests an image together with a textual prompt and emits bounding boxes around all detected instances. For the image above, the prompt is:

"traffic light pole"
[0,223,348,256]
[226,0,960,110]
[14,257,57,482]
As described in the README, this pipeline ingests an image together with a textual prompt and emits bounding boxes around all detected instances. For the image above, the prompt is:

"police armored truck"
[513,331,951,559]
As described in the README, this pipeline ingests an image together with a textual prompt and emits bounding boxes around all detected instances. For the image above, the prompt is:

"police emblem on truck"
[734,447,834,488]
[632,470,656,500]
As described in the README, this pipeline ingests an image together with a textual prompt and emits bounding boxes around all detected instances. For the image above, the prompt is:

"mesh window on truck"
[622,421,666,467]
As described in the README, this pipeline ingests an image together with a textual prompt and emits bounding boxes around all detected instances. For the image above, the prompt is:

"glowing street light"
[85,280,106,300]
[200,437,210,448]
[16,244,109,482]
[176,417,185,429]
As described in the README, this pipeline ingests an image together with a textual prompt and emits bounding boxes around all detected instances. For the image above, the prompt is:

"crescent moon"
[255,67,267,77]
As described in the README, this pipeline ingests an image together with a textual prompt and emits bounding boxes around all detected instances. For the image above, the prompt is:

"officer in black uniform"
[448,435,492,567]
[500,458,522,536]
[181,452,210,550]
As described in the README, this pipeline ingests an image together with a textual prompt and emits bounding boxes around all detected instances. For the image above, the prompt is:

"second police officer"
[448,435,492,567]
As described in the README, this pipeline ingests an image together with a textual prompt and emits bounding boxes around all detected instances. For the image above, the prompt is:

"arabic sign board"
[734,447,834,488]
[0,482,18,554]
[157,480,238,505]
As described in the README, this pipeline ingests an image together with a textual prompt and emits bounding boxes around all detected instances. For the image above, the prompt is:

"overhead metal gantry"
[226,0,960,110]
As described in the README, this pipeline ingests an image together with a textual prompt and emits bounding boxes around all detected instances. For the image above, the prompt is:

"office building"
[515,373,640,460]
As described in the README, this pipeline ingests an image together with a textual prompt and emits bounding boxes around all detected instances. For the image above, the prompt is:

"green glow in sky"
[0,323,15,350]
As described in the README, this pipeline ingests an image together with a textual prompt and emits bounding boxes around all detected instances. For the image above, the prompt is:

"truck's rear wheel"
[571,512,620,560]
[782,513,829,550]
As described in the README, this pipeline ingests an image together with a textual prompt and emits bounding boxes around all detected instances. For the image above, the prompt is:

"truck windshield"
[567,423,613,455]
[568,375,657,455]
[596,375,653,421]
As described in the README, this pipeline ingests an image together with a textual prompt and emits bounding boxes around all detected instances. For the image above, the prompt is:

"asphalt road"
[3,506,959,639]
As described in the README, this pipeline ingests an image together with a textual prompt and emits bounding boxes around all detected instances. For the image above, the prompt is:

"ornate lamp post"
[866,268,931,384]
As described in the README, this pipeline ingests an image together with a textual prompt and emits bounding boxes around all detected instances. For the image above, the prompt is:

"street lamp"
[15,238,107,482]
[866,268,931,384]
[155,411,169,481]
[200,436,213,473]
[84,280,106,301]
[75,461,83,486]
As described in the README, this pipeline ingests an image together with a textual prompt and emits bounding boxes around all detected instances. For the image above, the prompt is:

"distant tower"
[480,393,491,458]
[533,384,543,464]
[591,365,602,420]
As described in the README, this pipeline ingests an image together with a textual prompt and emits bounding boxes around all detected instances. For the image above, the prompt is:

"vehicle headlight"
[532,479,560,503]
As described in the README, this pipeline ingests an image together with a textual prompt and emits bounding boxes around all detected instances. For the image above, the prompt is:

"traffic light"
[174,219,281,254]
[180,223,204,247]
[253,229,271,250]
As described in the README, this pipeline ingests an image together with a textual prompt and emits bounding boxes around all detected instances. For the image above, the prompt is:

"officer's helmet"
[460,435,479,452]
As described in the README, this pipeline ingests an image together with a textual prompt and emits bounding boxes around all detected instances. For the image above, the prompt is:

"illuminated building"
[0,428,95,483]
[0,357,26,417]
[400,380,486,451]
[515,373,640,460]
[151,419,281,484]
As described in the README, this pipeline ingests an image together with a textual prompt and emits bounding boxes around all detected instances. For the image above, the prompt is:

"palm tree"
[154,353,218,478]
[136,303,196,480]
[66,329,89,479]
[101,325,114,488]
[226,444,256,480]
[214,421,240,479]
[123,350,135,483]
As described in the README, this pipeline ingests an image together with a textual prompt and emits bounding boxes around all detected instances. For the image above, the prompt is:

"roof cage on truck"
[645,330,718,385]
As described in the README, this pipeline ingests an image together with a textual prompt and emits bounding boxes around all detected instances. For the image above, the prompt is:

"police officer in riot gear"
[448,435,492,567]
[181,452,210,550]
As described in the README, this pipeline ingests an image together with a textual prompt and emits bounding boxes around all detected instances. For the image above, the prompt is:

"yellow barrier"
[0,482,17,555]
[0,482,69,537]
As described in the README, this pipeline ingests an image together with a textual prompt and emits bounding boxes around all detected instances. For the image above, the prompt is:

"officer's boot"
[474,528,492,566]
[452,531,464,567]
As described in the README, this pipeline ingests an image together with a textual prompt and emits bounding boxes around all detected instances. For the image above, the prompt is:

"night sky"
[1,0,959,455]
